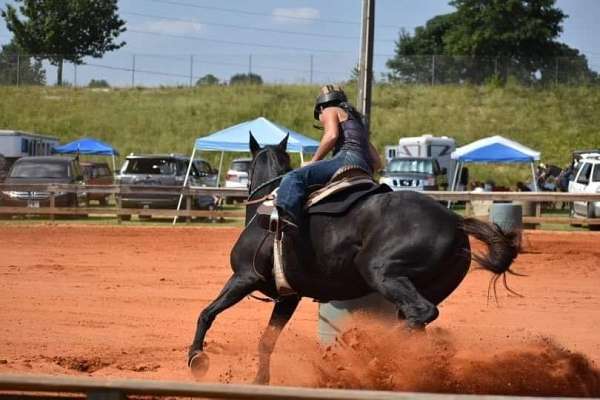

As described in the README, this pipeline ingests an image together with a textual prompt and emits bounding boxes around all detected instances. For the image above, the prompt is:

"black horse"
[188,134,520,384]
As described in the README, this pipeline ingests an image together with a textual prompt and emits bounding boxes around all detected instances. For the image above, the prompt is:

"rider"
[258,84,382,229]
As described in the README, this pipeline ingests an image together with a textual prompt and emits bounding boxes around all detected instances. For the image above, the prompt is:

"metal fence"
[1,373,594,400]
[1,53,599,87]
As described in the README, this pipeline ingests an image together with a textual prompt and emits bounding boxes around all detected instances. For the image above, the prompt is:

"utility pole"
[16,54,20,87]
[248,54,252,75]
[309,54,313,84]
[357,0,375,130]
[131,55,136,87]
[190,55,194,87]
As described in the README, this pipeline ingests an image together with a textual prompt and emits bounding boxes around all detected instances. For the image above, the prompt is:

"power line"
[123,11,397,43]
[142,0,359,26]
[141,0,405,29]
[126,29,354,54]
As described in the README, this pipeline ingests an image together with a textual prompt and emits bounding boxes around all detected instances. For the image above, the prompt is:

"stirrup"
[273,232,296,296]
[269,208,296,296]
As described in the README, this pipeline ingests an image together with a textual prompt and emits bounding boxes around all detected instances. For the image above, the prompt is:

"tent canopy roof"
[195,117,319,153]
[53,137,119,156]
[451,135,540,163]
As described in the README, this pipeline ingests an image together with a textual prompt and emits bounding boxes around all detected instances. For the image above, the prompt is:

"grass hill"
[1,84,599,186]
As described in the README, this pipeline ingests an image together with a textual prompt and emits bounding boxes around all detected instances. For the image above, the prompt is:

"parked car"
[225,158,251,188]
[224,157,251,203]
[81,161,113,205]
[568,153,600,229]
[1,156,85,209]
[193,159,219,187]
[379,157,447,191]
[117,154,219,219]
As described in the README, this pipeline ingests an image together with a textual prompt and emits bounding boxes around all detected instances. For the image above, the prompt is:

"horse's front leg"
[188,273,259,378]
[253,296,300,385]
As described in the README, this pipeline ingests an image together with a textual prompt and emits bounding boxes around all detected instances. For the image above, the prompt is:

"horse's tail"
[460,217,520,274]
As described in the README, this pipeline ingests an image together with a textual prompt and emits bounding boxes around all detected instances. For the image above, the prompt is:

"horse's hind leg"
[368,274,439,329]
[188,273,259,377]
[253,296,300,385]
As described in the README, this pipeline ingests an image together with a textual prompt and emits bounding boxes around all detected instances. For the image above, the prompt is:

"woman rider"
[259,85,382,229]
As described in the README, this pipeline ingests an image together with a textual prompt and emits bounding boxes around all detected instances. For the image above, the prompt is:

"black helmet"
[313,85,347,120]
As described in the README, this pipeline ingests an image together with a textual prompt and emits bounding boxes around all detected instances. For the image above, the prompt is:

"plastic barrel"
[318,293,396,345]
[489,203,523,237]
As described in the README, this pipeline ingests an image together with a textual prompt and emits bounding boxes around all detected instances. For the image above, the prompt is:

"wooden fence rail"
[0,374,588,400]
[1,183,599,225]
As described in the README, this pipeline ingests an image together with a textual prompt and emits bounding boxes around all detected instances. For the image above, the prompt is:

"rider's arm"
[368,142,382,172]
[311,107,340,162]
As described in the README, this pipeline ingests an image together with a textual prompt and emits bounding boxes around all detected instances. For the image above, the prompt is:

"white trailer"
[0,130,60,171]
[384,134,457,182]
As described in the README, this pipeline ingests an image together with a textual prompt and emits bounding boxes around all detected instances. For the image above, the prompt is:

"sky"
[1,0,599,86]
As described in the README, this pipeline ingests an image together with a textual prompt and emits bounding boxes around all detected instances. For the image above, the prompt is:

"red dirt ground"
[0,225,599,395]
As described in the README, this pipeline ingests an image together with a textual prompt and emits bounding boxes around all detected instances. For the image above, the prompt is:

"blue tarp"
[451,135,540,164]
[195,117,319,153]
[53,137,119,156]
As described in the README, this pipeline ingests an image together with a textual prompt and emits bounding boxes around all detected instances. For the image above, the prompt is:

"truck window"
[576,162,592,184]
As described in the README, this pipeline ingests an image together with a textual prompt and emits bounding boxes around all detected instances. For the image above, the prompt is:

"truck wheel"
[569,203,582,227]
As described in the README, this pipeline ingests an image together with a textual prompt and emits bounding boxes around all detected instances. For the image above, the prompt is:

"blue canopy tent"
[175,117,320,223]
[53,137,119,173]
[449,135,541,193]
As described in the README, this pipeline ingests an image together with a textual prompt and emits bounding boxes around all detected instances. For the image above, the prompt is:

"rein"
[242,175,283,206]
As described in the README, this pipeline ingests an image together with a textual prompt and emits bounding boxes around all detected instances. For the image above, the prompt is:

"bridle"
[244,147,290,205]
[243,147,292,302]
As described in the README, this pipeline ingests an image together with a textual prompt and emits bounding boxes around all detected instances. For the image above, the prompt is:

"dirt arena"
[0,224,599,396]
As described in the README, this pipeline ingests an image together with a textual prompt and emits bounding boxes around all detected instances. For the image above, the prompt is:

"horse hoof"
[189,352,209,378]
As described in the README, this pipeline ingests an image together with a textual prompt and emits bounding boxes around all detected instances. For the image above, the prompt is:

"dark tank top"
[333,105,371,163]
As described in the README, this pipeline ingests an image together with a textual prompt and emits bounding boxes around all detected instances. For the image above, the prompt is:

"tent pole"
[300,150,304,165]
[448,161,461,208]
[217,151,224,188]
[111,155,116,176]
[173,147,197,225]
[530,162,539,191]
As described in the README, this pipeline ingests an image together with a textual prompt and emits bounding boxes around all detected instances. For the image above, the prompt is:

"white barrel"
[318,293,396,345]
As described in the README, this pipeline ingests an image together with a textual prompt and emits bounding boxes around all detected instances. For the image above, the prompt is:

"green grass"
[1,84,599,186]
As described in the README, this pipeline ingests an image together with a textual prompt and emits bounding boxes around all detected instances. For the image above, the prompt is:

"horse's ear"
[278,133,289,152]
[249,131,261,156]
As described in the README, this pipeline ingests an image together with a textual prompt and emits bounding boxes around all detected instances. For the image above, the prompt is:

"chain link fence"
[0,53,598,87]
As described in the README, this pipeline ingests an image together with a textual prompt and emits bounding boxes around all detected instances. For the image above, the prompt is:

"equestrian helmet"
[314,85,347,120]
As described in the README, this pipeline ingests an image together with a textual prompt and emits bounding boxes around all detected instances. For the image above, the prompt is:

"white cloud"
[272,8,320,25]
[139,20,204,35]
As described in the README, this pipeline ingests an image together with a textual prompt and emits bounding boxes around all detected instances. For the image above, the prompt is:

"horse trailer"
[384,134,457,183]
[0,130,60,178]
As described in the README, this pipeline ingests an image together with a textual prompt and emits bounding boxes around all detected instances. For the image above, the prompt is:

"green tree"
[386,0,596,85]
[229,73,263,85]
[0,39,45,85]
[196,74,219,86]
[2,0,126,86]
[88,79,110,88]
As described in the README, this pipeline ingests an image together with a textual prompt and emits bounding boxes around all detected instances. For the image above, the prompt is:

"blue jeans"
[276,150,371,222]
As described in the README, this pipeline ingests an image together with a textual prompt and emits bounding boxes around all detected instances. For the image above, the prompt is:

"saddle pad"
[305,177,376,209]
[307,183,392,216]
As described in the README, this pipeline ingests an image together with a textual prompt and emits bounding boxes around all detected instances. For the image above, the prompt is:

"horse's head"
[247,131,291,198]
